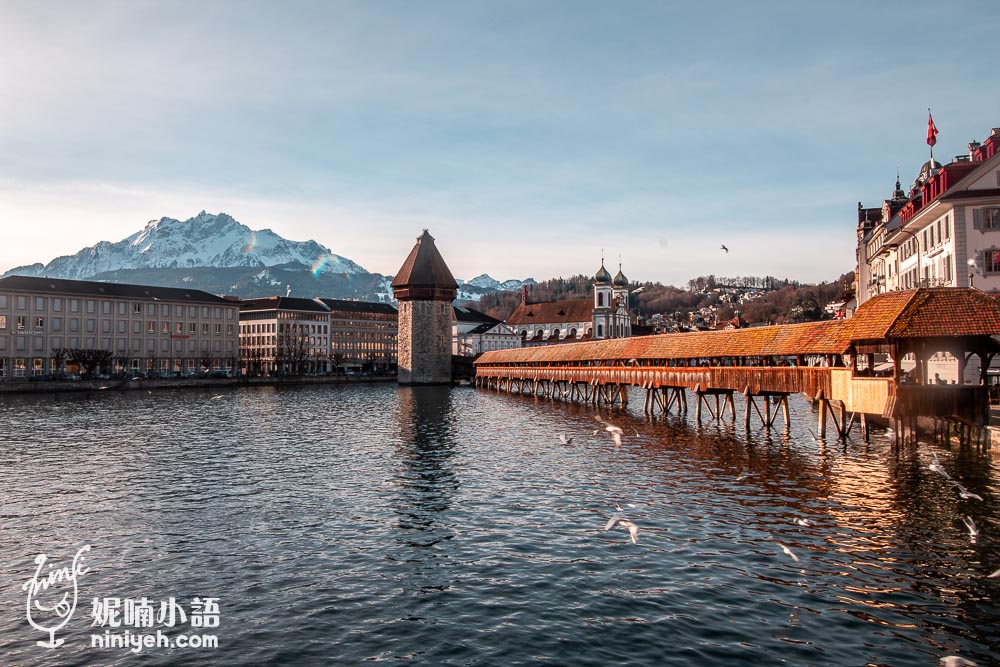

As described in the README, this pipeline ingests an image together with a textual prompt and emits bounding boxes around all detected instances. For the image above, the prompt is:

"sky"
[2,1,1000,287]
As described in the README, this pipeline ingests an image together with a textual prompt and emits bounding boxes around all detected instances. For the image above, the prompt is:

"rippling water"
[2,384,999,666]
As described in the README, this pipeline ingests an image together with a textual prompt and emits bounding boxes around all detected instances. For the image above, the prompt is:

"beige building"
[239,297,330,376]
[0,276,239,379]
[317,298,398,373]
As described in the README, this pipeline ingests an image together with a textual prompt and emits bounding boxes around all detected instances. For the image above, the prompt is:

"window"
[161,304,169,317]
[975,207,1000,230]
[134,303,143,314]
[35,316,44,329]
[175,322,183,333]
[53,298,61,312]
[86,300,95,314]
[102,319,111,333]
[118,320,127,334]
[118,302,127,316]
[16,315,26,329]
[86,319,95,333]
[0,295,6,308]
[226,324,234,335]
[133,321,141,334]
[102,301,111,315]
[175,305,182,317]
[70,299,79,313]
[162,322,169,334]
[70,318,79,332]
[16,296,27,310]
[35,297,46,310]
[53,317,62,331]
[0,315,5,329]
[148,321,156,333]
[984,249,1000,274]
[189,322,197,333]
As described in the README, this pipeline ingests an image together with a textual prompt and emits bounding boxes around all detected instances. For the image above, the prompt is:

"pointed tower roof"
[391,230,458,301]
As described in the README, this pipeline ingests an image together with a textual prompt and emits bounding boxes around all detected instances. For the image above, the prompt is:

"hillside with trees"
[472,272,855,329]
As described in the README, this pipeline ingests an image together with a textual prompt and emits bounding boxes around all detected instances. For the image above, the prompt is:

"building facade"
[0,276,239,379]
[453,306,522,357]
[857,126,1000,304]
[239,297,331,376]
[506,260,634,345]
[391,230,458,384]
[318,298,398,373]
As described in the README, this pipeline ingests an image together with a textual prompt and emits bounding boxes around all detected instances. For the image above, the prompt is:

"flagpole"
[928,107,935,163]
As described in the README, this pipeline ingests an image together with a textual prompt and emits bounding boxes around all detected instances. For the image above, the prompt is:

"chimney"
[969,140,981,160]
[521,285,528,306]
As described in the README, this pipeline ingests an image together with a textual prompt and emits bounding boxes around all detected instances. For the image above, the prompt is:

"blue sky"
[2,1,999,286]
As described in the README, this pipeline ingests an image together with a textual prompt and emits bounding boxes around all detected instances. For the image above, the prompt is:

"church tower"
[593,258,613,339]
[391,230,458,385]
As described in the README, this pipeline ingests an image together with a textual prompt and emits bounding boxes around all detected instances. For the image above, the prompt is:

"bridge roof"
[476,288,1000,366]
[849,288,1000,340]
[476,319,852,365]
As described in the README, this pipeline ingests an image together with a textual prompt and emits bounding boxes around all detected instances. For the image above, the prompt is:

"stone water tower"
[391,230,458,385]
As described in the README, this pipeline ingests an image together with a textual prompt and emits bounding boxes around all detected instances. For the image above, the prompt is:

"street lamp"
[968,258,977,288]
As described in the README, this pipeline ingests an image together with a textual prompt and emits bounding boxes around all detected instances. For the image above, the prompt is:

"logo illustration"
[21,545,91,648]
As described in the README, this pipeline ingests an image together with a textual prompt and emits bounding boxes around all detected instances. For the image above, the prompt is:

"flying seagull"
[720,244,729,253]
[929,452,950,479]
[962,516,979,541]
[774,541,801,562]
[952,482,983,501]
[940,656,978,667]
[558,434,573,445]
[605,516,639,544]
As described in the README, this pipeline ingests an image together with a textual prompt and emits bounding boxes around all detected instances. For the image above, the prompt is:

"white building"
[453,306,522,357]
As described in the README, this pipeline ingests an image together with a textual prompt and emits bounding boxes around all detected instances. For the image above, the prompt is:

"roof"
[849,288,1000,340]
[454,306,501,325]
[0,275,231,304]
[240,296,330,313]
[506,298,594,327]
[476,288,1000,366]
[318,298,397,315]
[594,263,612,284]
[390,230,458,301]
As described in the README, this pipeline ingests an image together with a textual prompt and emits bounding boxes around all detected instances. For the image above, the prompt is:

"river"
[1,384,998,666]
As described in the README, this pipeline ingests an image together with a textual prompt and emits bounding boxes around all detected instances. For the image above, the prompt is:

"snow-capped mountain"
[4,211,367,280]
[454,274,536,302]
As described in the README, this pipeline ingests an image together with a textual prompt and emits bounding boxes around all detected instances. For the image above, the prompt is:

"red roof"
[506,298,594,327]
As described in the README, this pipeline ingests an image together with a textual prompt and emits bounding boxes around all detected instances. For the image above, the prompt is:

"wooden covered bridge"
[473,288,1000,443]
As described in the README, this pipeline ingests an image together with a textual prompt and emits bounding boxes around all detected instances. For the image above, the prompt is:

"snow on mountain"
[3,211,368,280]
[465,274,500,289]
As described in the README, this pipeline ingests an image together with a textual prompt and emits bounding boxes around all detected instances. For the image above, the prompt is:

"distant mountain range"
[2,211,535,302]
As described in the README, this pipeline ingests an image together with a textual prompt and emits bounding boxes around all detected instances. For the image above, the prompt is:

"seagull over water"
[774,541,801,562]
[594,415,624,446]
[605,516,639,544]
[558,434,573,445]
[962,516,979,542]
[952,482,983,501]
[929,452,950,479]
[940,656,978,667]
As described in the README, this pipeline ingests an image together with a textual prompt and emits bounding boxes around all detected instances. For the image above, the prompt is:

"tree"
[66,349,114,378]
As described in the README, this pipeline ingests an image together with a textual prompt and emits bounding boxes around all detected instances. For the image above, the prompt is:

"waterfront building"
[239,297,330,376]
[0,275,239,379]
[317,298,398,373]
[855,123,1000,382]
[506,259,633,345]
[391,230,458,384]
[453,306,522,357]
[857,125,1000,303]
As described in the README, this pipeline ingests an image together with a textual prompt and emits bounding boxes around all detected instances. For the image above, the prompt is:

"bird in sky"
[604,515,639,544]
[720,244,729,253]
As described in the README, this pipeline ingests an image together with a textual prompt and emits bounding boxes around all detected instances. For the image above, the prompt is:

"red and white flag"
[926,111,938,147]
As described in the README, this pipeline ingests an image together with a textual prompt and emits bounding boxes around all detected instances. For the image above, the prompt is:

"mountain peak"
[3,212,368,281]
